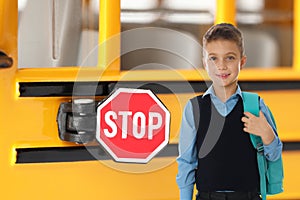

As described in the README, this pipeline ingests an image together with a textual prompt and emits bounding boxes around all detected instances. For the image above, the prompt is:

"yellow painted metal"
[293,0,300,70]
[0,1,179,199]
[98,0,121,73]
[0,0,17,63]
[15,67,300,82]
[14,66,300,144]
[11,66,300,200]
[1,0,300,199]
[215,0,236,25]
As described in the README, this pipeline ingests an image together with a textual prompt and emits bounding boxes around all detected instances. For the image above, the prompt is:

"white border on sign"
[96,87,171,164]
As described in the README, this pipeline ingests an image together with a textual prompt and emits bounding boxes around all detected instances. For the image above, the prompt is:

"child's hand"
[241,111,275,145]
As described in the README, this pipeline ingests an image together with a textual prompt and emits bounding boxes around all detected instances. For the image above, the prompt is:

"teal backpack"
[191,92,284,200]
[242,92,284,200]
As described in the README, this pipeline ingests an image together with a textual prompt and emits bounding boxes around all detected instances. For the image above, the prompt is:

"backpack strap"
[242,92,261,147]
[242,92,267,200]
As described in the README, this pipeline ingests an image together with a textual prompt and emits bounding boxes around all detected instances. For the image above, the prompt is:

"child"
[176,23,282,200]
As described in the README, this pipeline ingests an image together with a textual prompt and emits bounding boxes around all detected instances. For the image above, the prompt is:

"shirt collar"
[202,85,243,100]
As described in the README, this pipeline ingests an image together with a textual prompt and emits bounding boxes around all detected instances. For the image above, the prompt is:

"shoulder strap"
[242,92,261,146]
[242,91,267,200]
[191,97,200,132]
[242,92,263,147]
[242,92,259,117]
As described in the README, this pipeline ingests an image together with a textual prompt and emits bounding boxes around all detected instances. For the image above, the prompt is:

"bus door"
[1,0,181,199]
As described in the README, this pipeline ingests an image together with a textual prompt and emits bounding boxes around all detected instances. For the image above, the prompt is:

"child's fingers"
[243,111,255,118]
[241,116,248,123]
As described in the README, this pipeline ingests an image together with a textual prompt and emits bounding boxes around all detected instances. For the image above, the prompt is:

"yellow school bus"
[0,0,300,199]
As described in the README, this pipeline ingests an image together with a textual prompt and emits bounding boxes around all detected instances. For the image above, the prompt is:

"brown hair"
[203,23,245,57]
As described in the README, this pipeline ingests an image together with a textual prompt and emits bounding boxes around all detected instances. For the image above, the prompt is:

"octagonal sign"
[96,88,170,163]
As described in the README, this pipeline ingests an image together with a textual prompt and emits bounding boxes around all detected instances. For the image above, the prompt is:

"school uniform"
[176,86,283,200]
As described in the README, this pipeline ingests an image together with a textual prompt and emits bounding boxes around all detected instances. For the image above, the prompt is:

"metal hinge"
[57,99,97,144]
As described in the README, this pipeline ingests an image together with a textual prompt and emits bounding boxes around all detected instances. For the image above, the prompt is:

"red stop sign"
[96,88,170,163]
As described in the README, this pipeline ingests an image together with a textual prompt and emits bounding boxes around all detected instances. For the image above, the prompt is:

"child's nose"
[216,60,227,70]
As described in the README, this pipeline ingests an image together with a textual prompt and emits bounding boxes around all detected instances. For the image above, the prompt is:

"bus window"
[121,0,293,70]
[18,0,293,69]
[237,0,293,68]
[18,0,99,68]
[121,0,214,70]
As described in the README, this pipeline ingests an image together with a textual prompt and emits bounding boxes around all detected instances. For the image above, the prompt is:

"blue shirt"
[176,86,283,200]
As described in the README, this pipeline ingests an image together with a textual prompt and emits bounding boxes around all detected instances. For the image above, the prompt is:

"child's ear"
[240,55,247,70]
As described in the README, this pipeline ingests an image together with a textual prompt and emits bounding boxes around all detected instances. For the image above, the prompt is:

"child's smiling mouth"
[216,73,230,79]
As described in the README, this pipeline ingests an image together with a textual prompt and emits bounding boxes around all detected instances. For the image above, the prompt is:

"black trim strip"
[15,142,300,164]
[16,146,109,163]
[19,80,300,97]
[15,144,179,164]
[19,82,111,97]
[282,142,300,151]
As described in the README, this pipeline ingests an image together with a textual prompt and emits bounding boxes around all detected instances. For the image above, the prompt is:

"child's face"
[203,39,246,89]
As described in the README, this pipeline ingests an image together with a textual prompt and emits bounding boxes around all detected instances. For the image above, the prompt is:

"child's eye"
[209,56,217,61]
[226,56,235,60]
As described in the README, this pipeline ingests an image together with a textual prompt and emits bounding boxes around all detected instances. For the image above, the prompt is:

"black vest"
[193,95,259,192]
